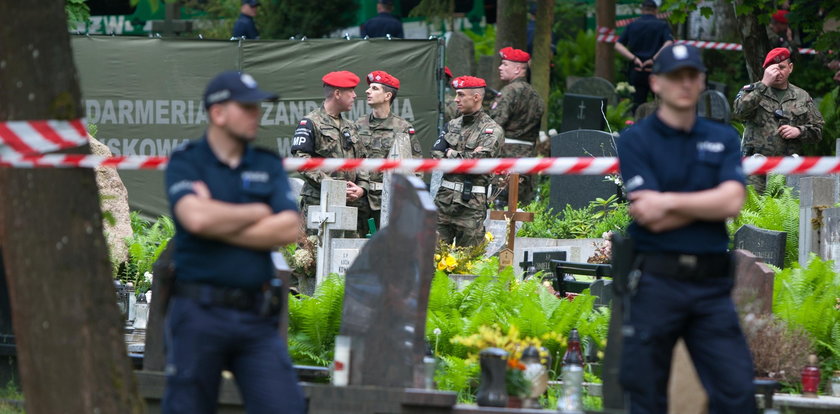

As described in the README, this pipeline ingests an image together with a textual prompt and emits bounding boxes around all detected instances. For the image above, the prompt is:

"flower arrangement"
[615,82,636,100]
[434,232,494,275]
[587,231,613,264]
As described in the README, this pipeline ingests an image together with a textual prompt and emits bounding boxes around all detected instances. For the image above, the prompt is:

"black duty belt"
[639,252,733,281]
[173,280,263,311]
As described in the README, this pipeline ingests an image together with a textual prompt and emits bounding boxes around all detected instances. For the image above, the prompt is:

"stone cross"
[577,101,586,120]
[380,132,414,228]
[489,174,534,269]
[307,179,358,285]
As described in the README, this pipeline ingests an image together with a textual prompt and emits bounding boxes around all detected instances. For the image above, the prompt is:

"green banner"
[72,36,443,217]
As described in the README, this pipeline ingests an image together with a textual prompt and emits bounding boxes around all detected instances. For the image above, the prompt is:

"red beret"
[322,71,359,88]
[499,46,530,63]
[763,48,791,68]
[451,76,486,89]
[444,66,453,79]
[772,9,789,24]
[366,70,400,89]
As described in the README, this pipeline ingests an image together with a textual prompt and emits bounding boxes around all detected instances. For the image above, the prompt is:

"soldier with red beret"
[733,47,824,193]
[768,9,798,53]
[431,76,504,247]
[355,70,422,230]
[292,71,371,236]
[489,46,545,204]
[442,66,460,123]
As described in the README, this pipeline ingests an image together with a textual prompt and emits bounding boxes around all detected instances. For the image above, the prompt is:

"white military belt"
[504,138,534,146]
[440,179,486,194]
[369,182,384,191]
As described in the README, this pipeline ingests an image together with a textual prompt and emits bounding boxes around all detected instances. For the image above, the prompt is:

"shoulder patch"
[741,84,754,91]
[484,128,494,134]
[291,117,316,154]
[408,127,415,135]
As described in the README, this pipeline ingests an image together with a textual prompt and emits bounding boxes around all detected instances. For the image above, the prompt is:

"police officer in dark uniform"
[614,0,673,110]
[163,71,305,413]
[360,0,404,38]
[616,45,756,414]
[232,0,260,39]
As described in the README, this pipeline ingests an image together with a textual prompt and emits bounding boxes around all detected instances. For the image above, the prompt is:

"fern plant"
[518,192,630,240]
[773,254,840,361]
[120,212,174,293]
[728,174,799,268]
[287,274,345,366]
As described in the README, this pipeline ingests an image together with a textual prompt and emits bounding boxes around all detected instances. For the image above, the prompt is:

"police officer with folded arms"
[617,45,757,414]
[163,71,305,413]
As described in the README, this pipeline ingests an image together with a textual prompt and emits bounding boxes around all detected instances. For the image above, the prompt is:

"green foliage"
[121,212,174,293]
[433,355,479,403]
[463,25,496,63]
[605,99,634,134]
[805,87,840,156]
[65,0,90,28]
[728,175,799,267]
[0,380,23,413]
[425,269,610,399]
[518,191,630,240]
[287,274,345,366]
[547,30,596,130]
[773,255,840,361]
[188,0,357,39]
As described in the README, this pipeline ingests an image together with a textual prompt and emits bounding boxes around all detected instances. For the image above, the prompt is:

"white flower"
[433,328,442,336]
[144,271,153,283]
[145,290,152,303]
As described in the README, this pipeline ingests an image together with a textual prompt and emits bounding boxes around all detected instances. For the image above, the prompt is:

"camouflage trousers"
[300,194,372,238]
[493,142,536,205]
[435,200,486,248]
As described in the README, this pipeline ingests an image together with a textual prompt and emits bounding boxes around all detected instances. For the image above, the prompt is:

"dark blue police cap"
[652,44,707,74]
[242,0,260,6]
[203,71,277,109]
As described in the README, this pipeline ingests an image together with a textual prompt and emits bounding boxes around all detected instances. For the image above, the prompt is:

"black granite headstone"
[560,93,607,132]
[733,224,787,269]
[589,279,613,307]
[530,250,567,275]
[549,129,618,212]
[340,174,438,388]
[567,77,618,106]
[697,90,732,124]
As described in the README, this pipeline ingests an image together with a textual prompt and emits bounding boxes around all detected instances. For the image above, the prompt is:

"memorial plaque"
[560,93,607,132]
[329,238,367,276]
[733,224,787,269]
[521,249,569,275]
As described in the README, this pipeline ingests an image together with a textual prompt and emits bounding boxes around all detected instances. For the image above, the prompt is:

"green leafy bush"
[518,192,630,240]
[773,255,840,362]
[120,212,174,293]
[463,25,496,62]
[728,175,799,268]
[287,274,345,366]
[804,86,839,156]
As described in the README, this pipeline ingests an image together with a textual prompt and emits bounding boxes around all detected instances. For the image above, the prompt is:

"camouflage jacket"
[291,106,369,198]
[733,82,824,156]
[443,93,459,124]
[431,110,504,210]
[355,112,422,210]
[489,77,545,143]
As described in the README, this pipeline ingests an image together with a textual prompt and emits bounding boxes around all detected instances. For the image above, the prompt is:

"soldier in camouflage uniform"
[442,67,460,123]
[733,48,823,192]
[489,46,545,204]
[432,76,504,248]
[291,71,370,237]
[355,70,422,230]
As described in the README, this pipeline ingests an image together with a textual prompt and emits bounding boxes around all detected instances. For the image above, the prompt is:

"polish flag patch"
[299,120,308,125]
[484,128,494,134]
[408,128,415,135]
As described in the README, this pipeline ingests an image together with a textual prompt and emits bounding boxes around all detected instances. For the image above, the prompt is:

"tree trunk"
[493,0,527,89]
[595,0,616,81]
[732,0,771,82]
[0,1,145,413]
[531,0,555,130]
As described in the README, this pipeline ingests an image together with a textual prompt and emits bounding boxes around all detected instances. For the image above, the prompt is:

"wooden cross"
[489,174,535,269]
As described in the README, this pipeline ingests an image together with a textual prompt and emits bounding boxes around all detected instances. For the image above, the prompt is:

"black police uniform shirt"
[232,13,259,39]
[360,12,404,38]
[617,115,745,254]
[617,14,673,61]
[166,137,297,289]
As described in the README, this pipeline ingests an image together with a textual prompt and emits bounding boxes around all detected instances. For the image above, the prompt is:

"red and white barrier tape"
[2,154,840,176]
[597,27,817,55]
[0,119,88,156]
[615,12,672,28]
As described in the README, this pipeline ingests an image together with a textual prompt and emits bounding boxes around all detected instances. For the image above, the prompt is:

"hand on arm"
[174,181,272,238]
[224,210,303,250]
[628,181,744,233]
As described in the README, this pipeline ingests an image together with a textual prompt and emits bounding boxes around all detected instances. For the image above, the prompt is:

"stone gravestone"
[697,90,731,124]
[308,179,358,285]
[329,238,366,276]
[549,129,618,212]
[560,93,608,132]
[380,133,415,228]
[520,248,568,275]
[732,249,776,315]
[799,177,839,265]
[733,224,787,269]
[820,207,840,273]
[289,177,304,201]
[567,76,618,106]
[338,174,437,388]
[446,31,475,77]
